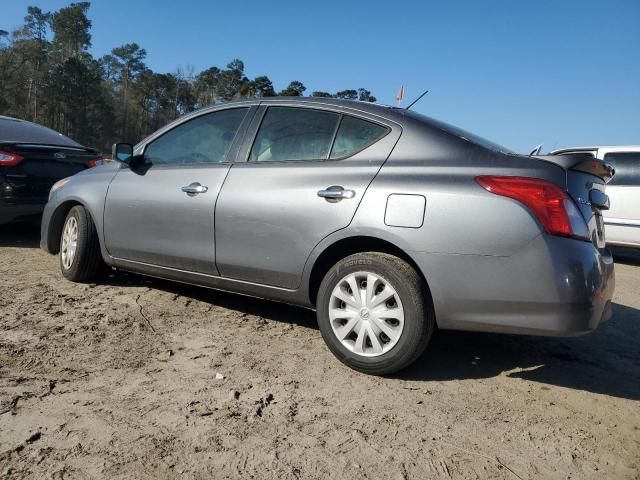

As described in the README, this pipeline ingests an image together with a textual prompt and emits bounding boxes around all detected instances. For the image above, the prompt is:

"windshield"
[404,110,516,155]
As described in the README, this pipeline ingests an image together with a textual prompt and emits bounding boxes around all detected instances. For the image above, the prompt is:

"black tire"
[59,205,103,282]
[316,252,434,375]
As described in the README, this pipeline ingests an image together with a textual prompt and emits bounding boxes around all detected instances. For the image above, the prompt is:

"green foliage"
[279,80,306,96]
[334,89,358,100]
[312,89,377,102]
[50,2,92,61]
[102,43,146,84]
[358,88,376,102]
[0,2,378,151]
[22,7,51,43]
[249,76,276,98]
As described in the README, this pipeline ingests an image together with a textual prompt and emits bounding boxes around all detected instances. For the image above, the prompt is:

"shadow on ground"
[103,271,320,331]
[107,271,640,401]
[401,302,640,400]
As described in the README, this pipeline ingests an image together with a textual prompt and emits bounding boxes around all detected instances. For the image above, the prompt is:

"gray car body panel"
[214,102,402,289]
[41,97,615,336]
[103,163,230,274]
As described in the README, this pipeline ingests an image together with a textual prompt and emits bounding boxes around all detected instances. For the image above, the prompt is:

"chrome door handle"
[181,182,208,195]
[317,186,356,201]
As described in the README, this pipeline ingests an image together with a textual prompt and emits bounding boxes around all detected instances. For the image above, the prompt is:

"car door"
[600,149,640,245]
[104,106,254,274]
[215,104,401,289]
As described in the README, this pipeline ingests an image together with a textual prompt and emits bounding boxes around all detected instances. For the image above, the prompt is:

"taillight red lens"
[475,176,588,240]
[0,150,24,166]
[88,156,104,168]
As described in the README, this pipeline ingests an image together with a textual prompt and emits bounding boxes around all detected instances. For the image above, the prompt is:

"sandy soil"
[0,224,639,479]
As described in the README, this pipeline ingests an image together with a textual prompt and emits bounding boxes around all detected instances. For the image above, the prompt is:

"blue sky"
[3,0,639,153]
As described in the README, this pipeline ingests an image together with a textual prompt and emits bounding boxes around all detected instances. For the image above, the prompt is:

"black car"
[0,116,103,225]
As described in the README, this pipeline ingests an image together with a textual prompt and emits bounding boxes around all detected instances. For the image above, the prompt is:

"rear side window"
[604,152,640,186]
[250,107,340,162]
[144,108,248,165]
[330,116,389,159]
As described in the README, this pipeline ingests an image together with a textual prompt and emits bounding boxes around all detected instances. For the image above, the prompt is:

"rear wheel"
[316,252,434,375]
[60,205,103,282]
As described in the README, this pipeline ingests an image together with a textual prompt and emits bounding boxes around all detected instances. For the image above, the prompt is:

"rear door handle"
[181,182,208,195]
[317,186,356,201]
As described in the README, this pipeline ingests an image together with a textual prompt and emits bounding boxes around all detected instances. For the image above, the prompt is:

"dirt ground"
[0,225,638,480]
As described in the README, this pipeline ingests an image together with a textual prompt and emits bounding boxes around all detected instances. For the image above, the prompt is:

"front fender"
[40,165,119,265]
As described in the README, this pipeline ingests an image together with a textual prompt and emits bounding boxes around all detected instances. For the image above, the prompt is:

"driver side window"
[144,108,248,165]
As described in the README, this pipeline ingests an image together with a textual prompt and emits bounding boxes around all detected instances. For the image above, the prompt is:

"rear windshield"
[405,111,515,155]
[0,116,81,147]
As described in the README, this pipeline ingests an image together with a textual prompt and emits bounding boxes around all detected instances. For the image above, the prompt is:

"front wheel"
[316,252,434,375]
[60,205,103,282]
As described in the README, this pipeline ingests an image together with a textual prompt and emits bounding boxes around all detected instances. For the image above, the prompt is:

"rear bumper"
[0,200,45,225]
[413,234,615,336]
[0,175,48,224]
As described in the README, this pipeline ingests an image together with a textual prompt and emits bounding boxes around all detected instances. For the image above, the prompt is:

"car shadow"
[101,271,319,331]
[0,223,41,248]
[400,303,640,400]
[104,272,639,400]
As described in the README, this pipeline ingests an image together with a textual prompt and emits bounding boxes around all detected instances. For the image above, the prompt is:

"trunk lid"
[535,153,614,249]
[0,143,98,198]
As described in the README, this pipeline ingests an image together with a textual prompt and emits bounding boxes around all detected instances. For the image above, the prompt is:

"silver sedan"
[41,98,615,374]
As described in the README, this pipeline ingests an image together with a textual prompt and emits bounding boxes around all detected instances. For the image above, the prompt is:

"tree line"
[0,2,377,151]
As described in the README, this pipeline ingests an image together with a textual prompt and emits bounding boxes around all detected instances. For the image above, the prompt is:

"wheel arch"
[45,200,85,254]
[45,199,105,256]
[307,235,434,315]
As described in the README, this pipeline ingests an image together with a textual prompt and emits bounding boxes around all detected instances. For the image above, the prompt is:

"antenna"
[405,90,429,110]
[528,144,543,156]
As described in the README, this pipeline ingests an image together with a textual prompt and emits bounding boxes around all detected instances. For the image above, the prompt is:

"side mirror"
[112,143,133,163]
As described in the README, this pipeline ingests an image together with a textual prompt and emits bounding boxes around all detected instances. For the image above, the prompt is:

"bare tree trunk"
[122,70,128,139]
[27,77,33,120]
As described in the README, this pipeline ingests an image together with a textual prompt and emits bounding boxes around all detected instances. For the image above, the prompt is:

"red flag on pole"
[395,85,405,106]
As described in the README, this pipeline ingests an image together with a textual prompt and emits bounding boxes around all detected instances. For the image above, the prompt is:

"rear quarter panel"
[329,119,574,330]
[354,118,566,257]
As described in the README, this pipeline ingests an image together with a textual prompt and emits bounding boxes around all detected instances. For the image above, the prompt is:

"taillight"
[88,156,104,168]
[0,150,24,166]
[475,176,589,241]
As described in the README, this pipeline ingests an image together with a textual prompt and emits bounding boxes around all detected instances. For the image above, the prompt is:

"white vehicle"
[551,145,640,248]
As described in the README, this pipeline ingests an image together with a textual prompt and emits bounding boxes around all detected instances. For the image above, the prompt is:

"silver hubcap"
[61,216,78,270]
[329,271,405,357]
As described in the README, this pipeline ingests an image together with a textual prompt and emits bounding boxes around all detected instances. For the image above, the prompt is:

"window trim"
[246,106,391,164]
[140,106,252,167]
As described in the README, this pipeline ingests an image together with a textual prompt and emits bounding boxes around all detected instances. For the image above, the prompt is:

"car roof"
[198,97,416,123]
[0,115,83,147]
